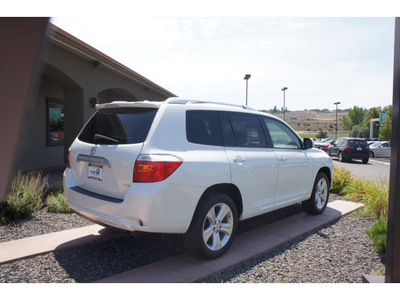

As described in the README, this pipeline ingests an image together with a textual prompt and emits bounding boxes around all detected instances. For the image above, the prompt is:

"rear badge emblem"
[90,147,96,156]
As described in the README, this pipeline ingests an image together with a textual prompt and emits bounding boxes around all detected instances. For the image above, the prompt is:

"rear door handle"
[278,157,287,162]
[233,157,245,164]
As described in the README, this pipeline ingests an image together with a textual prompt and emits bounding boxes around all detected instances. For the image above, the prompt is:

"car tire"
[370,152,375,158]
[363,158,369,164]
[184,192,238,259]
[301,172,329,215]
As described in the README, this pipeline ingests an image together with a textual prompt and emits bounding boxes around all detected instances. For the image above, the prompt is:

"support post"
[386,17,400,283]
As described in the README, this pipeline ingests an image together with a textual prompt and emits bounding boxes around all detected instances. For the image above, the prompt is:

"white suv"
[64,99,333,258]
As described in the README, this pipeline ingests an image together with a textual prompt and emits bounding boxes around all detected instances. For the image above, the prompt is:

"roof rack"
[165,98,256,111]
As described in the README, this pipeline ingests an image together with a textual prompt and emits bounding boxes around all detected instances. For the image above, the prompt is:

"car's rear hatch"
[68,102,160,199]
[348,139,370,156]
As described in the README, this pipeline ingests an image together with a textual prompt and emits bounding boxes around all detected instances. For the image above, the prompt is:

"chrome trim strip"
[77,154,112,167]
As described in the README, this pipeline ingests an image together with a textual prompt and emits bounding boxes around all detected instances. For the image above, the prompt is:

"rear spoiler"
[96,101,162,110]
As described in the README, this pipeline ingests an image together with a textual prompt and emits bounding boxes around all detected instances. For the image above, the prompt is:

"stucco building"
[16,23,176,171]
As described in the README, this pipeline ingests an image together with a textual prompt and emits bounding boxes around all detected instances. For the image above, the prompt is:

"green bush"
[46,192,72,213]
[47,181,63,196]
[0,171,48,222]
[343,178,389,221]
[366,219,387,255]
[331,167,353,194]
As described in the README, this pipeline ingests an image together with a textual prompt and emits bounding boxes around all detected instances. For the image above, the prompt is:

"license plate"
[88,165,103,181]
[357,147,362,151]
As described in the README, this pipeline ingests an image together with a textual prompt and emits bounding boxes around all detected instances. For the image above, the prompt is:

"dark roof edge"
[47,23,177,98]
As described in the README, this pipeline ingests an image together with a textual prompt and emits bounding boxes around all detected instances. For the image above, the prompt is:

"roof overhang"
[46,23,177,98]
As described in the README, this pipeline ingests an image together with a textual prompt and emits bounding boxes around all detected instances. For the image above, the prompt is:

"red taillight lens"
[345,146,353,150]
[67,151,71,168]
[366,147,370,151]
[133,155,183,183]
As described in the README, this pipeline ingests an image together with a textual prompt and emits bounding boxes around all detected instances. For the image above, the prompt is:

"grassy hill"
[267,110,349,138]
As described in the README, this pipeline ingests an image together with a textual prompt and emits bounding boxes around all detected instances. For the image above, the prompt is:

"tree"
[350,124,369,138]
[341,106,367,131]
[316,130,327,139]
[379,105,392,141]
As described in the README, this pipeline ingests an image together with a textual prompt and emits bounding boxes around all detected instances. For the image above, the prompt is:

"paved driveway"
[332,158,390,181]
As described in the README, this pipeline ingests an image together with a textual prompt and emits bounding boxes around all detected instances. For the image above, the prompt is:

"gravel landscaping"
[0,208,93,243]
[0,194,385,283]
[198,214,384,283]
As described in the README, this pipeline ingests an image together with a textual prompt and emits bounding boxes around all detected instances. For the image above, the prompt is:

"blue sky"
[6,0,400,111]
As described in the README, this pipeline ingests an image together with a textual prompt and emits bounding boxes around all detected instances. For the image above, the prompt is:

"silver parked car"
[369,141,391,158]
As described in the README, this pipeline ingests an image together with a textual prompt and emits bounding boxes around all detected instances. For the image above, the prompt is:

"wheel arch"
[187,183,243,231]
[317,166,332,188]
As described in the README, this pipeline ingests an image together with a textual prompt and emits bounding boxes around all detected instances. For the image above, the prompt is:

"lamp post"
[244,74,251,106]
[281,87,288,121]
[334,101,341,138]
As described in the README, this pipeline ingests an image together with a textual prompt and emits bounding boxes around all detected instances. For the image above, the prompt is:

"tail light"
[366,147,370,151]
[134,154,183,183]
[345,146,353,150]
[67,151,71,168]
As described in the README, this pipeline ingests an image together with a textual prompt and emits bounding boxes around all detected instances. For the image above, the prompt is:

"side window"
[186,111,223,146]
[262,118,301,149]
[228,114,267,148]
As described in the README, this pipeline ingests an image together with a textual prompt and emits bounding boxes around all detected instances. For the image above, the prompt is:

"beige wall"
[16,77,65,170]
[16,39,172,172]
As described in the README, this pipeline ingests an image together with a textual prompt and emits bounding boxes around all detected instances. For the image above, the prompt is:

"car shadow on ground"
[53,203,309,282]
[332,158,371,165]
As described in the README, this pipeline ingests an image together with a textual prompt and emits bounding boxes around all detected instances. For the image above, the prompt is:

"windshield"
[369,142,381,147]
[78,107,158,144]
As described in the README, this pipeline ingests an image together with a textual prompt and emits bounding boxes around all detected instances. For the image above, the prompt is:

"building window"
[46,98,64,147]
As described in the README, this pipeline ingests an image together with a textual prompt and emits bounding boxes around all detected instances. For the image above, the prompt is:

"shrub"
[47,181,63,196]
[366,219,387,255]
[343,178,389,221]
[46,192,72,213]
[316,130,327,139]
[331,167,353,194]
[0,171,48,222]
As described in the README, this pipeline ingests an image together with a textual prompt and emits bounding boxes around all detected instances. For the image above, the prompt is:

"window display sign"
[46,98,64,146]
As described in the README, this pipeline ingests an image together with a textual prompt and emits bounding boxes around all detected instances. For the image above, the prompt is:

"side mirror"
[303,138,314,149]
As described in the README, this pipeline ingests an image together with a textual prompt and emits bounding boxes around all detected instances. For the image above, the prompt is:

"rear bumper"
[63,168,202,234]
[343,151,370,160]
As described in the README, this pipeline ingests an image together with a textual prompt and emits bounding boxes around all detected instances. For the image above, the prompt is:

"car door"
[381,142,391,157]
[261,117,313,209]
[329,138,341,157]
[221,113,278,220]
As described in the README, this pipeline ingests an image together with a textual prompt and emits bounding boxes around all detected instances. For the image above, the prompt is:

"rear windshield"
[348,140,368,146]
[78,107,158,144]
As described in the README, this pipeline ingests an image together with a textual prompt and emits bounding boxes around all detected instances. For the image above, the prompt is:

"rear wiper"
[94,134,119,144]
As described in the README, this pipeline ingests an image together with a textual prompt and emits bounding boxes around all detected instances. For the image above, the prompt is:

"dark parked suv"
[327,137,370,163]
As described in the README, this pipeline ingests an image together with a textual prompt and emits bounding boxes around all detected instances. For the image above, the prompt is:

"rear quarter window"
[79,107,158,144]
[186,110,223,146]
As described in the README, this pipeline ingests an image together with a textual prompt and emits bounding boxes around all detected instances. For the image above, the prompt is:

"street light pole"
[244,74,251,106]
[334,101,341,138]
[281,87,288,121]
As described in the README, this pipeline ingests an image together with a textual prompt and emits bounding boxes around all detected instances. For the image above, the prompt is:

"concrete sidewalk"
[97,200,363,283]
[0,225,124,265]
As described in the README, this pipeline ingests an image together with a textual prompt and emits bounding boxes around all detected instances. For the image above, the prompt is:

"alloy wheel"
[202,203,234,251]
[315,178,328,209]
